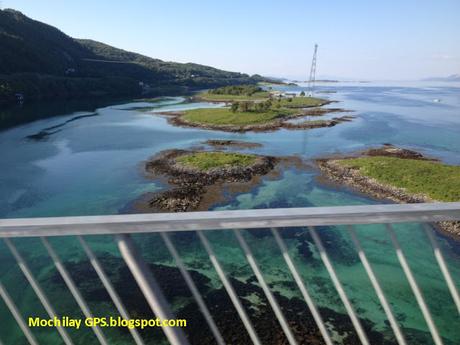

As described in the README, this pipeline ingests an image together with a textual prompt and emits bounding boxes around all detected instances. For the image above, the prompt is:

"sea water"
[0,82,459,344]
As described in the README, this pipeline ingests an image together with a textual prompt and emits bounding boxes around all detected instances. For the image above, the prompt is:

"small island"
[157,85,353,132]
[318,144,460,238]
[138,149,278,212]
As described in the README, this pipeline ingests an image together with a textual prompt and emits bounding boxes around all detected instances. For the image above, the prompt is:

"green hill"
[0,9,264,106]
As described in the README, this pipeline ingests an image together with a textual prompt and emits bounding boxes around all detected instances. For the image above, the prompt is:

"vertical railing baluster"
[116,234,190,345]
[386,224,444,345]
[233,229,298,345]
[308,226,370,345]
[41,237,109,345]
[347,226,407,345]
[197,230,262,345]
[4,238,74,345]
[271,228,334,345]
[423,224,460,314]
[161,232,225,345]
[0,281,39,345]
[78,236,145,345]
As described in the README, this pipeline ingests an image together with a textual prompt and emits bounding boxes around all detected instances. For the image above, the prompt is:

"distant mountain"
[422,74,460,82]
[0,9,266,105]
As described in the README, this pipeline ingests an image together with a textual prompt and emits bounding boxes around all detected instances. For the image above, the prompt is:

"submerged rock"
[365,144,435,160]
[47,253,402,345]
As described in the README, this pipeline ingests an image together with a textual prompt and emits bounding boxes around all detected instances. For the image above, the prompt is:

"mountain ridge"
[0,8,265,105]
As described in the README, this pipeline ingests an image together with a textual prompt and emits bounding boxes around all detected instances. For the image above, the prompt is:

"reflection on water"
[0,97,133,131]
[26,112,99,141]
[0,82,459,344]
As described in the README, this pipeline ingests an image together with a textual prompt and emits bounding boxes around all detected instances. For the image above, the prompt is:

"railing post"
[386,225,444,345]
[41,237,108,345]
[116,234,190,345]
[0,281,39,345]
[197,230,262,345]
[4,238,74,345]
[423,224,460,314]
[308,226,370,345]
[161,232,225,345]
[271,228,334,345]
[78,236,145,345]
[347,226,407,345]
[233,229,298,345]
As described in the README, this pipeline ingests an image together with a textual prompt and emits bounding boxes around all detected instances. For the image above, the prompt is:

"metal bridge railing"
[1,202,460,345]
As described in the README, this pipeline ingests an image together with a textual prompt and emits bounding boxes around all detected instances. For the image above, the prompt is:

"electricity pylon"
[301,44,318,155]
[307,44,318,96]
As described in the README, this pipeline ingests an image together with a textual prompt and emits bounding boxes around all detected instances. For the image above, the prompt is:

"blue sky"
[6,0,460,80]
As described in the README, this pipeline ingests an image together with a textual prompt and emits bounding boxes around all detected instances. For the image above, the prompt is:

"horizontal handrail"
[1,202,460,237]
[2,202,459,345]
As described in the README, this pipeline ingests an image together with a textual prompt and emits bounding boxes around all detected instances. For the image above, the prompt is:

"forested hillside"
[0,9,264,105]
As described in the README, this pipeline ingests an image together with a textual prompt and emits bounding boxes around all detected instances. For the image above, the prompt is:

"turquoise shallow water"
[0,82,459,344]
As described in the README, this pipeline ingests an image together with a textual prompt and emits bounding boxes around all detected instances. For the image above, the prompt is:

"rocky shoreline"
[317,145,460,239]
[156,108,354,133]
[203,139,263,149]
[138,149,278,212]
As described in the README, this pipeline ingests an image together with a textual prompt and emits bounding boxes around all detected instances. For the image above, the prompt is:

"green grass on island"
[182,107,295,126]
[198,84,326,106]
[277,96,327,108]
[198,91,271,101]
[198,84,267,101]
[177,152,257,171]
[198,84,271,101]
[339,156,460,201]
[185,85,329,127]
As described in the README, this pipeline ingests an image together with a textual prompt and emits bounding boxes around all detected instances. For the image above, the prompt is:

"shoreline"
[202,139,263,149]
[156,107,354,133]
[316,146,460,240]
[131,149,280,212]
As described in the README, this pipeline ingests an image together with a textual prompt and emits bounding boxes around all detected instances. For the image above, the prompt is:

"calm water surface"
[0,82,459,344]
